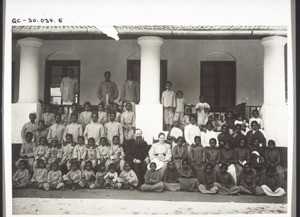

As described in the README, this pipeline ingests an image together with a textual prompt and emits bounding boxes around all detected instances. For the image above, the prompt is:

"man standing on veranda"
[97,71,119,106]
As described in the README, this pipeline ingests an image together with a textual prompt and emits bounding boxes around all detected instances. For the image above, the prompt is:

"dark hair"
[186,107,192,112]
[85,161,93,167]
[149,162,157,168]
[158,132,165,138]
[205,163,213,170]
[38,120,45,125]
[268,140,276,146]
[39,136,47,143]
[65,133,73,140]
[177,136,184,142]
[109,111,116,116]
[84,101,91,106]
[104,71,111,76]
[25,131,33,138]
[91,111,99,117]
[71,112,78,118]
[113,135,120,141]
[71,160,79,168]
[176,90,183,96]
[209,138,217,143]
[234,124,242,129]
[97,163,106,171]
[37,159,45,165]
[78,136,85,141]
[266,165,276,174]
[54,113,61,119]
[181,159,189,166]
[166,81,172,86]
[251,121,258,126]
[243,162,251,169]
[194,136,201,141]
[252,109,259,114]
[51,161,59,169]
[108,163,116,170]
[18,159,28,167]
[71,103,78,107]
[88,137,95,142]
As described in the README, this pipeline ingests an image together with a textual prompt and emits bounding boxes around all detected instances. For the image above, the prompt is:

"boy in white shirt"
[83,112,105,145]
[184,115,201,152]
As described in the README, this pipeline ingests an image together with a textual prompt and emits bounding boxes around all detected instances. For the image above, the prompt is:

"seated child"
[225,111,235,133]
[120,102,136,140]
[234,114,248,134]
[83,112,105,145]
[162,161,181,192]
[97,103,108,125]
[33,136,49,171]
[86,137,98,168]
[67,103,80,124]
[172,136,188,170]
[234,139,250,177]
[79,161,96,189]
[21,112,38,142]
[264,140,285,184]
[104,112,124,145]
[31,159,48,189]
[64,113,83,143]
[73,136,87,171]
[249,139,266,178]
[45,138,63,171]
[173,90,185,127]
[238,163,264,195]
[140,162,164,192]
[198,163,218,194]
[104,163,119,189]
[63,160,82,191]
[246,121,266,147]
[167,120,183,148]
[204,138,220,174]
[117,161,139,190]
[181,107,192,130]
[201,122,218,148]
[61,134,76,171]
[43,161,65,191]
[47,114,66,144]
[41,104,55,128]
[220,141,237,184]
[105,135,125,171]
[217,125,233,148]
[214,163,240,195]
[259,165,285,197]
[188,136,205,177]
[232,124,246,149]
[33,120,48,145]
[218,114,227,131]
[57,105,68,126]
[249,109,264,130]
[212,115,222,132]
[13,160,30,189]
[79,101,93,130]
[95,163,107,189]
[16,132,36,172]
[177,159,199,192]
[97,137,111,165]
[112,103,121,123]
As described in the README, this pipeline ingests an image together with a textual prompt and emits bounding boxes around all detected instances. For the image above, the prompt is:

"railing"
[184,104,262,120]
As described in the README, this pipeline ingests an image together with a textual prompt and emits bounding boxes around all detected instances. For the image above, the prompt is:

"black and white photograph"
[3,0,295,216]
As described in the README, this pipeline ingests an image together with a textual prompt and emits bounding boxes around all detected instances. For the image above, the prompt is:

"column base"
[136,104,163,144]
[12,103,42,144]
[260,103,288,147]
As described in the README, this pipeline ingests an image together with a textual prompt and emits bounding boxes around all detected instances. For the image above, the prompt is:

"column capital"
[17,37,44,47]
[138,36,163,47]
[261,36,287,47]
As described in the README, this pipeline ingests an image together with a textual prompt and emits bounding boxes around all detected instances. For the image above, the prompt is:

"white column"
[12,37,43,144]
[136,36,164,143]
[17,37,44,103]
[261,36,287,146]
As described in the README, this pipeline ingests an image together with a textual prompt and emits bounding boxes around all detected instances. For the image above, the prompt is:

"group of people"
[12,72,286,197]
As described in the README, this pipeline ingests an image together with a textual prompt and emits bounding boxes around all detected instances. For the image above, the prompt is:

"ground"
[13,188,287,215]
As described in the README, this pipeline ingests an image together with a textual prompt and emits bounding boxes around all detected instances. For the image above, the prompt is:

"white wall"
[12,39,264,106]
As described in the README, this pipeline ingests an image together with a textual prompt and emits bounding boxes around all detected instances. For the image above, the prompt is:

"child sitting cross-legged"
[63,160,82,191]
[94,163,107,189]
[43,161,64,191]
[105,135,125,172]
[79,161,96,189]
[259,165,286,197]
[13,160,31,189]
[31,159,48,189]
[198,163,218,194]
[162,160,181,192]
[140,161,164,192]
[177,159,200,192]
[117,161,139,190]
[238,163,264,195]
[214,163,240,195]
[104,163,119,189]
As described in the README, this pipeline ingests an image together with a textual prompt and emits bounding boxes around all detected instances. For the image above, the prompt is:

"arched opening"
[201,52,236,111]
[44,51,81,104]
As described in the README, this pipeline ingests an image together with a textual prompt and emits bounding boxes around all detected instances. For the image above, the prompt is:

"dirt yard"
[13,188,287,215]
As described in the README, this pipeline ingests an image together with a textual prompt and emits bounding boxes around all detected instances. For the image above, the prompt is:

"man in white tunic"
[184,115,201,150]
[60,68,79,104]
[83,112,105,145]
[104,112,124,145]
[63,113,83,143]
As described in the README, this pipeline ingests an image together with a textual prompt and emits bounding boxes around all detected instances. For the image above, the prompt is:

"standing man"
[119,71,140,110]
[97,71,119,106]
